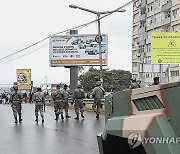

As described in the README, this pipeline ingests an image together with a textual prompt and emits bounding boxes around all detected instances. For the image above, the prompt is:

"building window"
[147,16,153,26]
[134,13,139,20]
[154,13,161,23]
[133,62,138,67]
[133,50,138,55]
[132,74,138,79]
[146,44,151,52]
[145,73,153,78]
[147,2,154,12]
[154,0,161,8]
[139,45,145,53]
[145,56,151,64]
[172,24,180,31]
[170,70,179,77]
[172,8,180,18]
[133,25,139,31]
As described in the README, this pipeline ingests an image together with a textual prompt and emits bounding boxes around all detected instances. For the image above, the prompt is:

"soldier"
[73,83,85,120]
[92,81,105,119]
[151,77,160,86]
[52,84,64,121]
[10,85,23,123]
[33,87,45,123]
[62,84,71,118]
[129,79,139,89]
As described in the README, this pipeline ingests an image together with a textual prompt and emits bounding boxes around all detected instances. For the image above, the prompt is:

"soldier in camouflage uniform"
[73,83,85,120]
[92,81,105,119]
[10,85,23,123]
[62,84,71,118]
[151,77,160,86]
[52,84,64,121]
[33,87,45,123]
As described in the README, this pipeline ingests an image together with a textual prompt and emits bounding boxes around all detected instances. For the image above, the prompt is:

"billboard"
[151,32,180,64]
[49,34,108,66]
[16,69,31,90]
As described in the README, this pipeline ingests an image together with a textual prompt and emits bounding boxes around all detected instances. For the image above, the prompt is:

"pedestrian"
[151,77,160,86]
[129,79,139,89]
[92,81,105,119]
[62,84,71,118]
[33,87,45,123]
[10,85,23,123]
[52,84,64,121]
[73,83,85,120]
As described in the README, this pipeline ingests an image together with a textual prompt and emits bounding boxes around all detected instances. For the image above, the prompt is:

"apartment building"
[132,0,180,85]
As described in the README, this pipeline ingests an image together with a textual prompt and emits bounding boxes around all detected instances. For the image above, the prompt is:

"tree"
[79,68,131,92]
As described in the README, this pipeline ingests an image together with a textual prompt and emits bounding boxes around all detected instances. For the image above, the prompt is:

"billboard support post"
[69,30,78,92]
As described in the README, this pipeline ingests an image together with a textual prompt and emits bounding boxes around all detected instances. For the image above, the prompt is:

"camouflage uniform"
[52,86,64,120]
[10,86,23,123]
[73,83,85,120]
[62,85,70,118]
[33,88,45,123]
[92,81,105,119]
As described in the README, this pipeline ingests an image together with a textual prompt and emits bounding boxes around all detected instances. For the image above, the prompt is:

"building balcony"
[139,14,146,21]
[139,0,146,9]
[161,1,172,12]
[161,17,171,26]
[139,27,146,34]
[137,39,146,46]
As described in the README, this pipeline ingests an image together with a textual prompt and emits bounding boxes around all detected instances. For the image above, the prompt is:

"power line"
[0,42,49,64]
[0,1,133,63]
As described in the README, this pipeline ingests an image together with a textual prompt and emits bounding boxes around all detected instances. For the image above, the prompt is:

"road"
[0,103,105,154]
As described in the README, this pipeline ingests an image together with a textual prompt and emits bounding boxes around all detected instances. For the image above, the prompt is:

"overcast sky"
[0,0,133,85]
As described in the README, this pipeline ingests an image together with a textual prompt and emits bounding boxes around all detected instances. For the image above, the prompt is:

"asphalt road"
[0,103,105,154]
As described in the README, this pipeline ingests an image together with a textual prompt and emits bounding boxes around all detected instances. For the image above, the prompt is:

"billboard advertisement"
[49,34,108,66]
[16,69,31,90]
[151,32,180,64]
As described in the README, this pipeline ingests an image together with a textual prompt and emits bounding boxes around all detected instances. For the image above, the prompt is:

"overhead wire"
[0,0,133,63]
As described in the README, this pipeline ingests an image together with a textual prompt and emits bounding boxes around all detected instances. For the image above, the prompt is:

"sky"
[0,0,133,85]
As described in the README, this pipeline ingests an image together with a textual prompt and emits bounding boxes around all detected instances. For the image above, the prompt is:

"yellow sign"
[17,69,31,90]
[151,32,180,64]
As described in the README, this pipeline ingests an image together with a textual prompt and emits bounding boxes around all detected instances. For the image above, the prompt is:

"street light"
[69,4,125,84]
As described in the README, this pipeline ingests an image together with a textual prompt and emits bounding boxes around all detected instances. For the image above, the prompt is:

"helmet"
[96,81,101,86]
[76,83,82,88]
[13,85,18,90]
[154,77,159,81]
[37,87,42,92]
[64,84,68,88]
[56,84,61,88]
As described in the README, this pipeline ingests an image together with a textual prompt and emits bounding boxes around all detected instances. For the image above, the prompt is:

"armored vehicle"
[97,82,180,154]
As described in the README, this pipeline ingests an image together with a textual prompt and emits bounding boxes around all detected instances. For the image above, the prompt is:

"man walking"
[92,81,105,119]
[10,85,23,124]
[73,83,85,120]
[62,84,71,118]
[52,84,64,121]
[33,87,45,123]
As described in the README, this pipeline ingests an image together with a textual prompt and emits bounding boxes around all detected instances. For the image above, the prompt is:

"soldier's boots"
[35,116,38,123]
[61,114,64,120]
[14,117,18,124]
[55,114,59,121]
[75,114,79,120]
[42,117,44,123]
[96,114,100,119]
[81,113,85,119]
[19,115,23,123]
[66,115,71,118]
